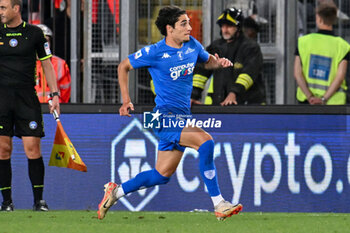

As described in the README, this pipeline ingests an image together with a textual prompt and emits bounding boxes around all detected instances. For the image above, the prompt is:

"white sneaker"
[97,182,118,220]
[214,200,243,221]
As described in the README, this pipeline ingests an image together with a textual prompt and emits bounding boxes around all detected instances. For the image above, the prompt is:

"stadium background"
[13,0,350,212]
[25,0,350,104]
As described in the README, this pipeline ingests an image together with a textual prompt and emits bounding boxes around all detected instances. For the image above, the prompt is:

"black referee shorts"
[0,87,45,138]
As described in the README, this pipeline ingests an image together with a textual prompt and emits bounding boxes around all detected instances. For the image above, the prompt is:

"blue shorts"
[152,106,191,152]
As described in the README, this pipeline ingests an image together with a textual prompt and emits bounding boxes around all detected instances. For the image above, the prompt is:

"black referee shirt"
[0,22,52,88]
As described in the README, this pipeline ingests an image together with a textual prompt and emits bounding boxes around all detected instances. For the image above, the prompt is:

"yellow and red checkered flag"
[48,106,87,172]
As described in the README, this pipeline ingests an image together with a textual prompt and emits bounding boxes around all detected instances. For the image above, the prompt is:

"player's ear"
[14,5,20,13]
[166,25,173,34]
[315,14,322,25]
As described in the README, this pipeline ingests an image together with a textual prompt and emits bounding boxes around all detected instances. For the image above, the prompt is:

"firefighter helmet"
[216,7,244,27]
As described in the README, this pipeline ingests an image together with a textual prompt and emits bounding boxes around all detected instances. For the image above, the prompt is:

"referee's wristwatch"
[321,96,327,105]
[49,92,60,98]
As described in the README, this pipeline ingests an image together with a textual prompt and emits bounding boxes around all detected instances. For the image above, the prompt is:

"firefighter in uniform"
[0,0,60,211]
[294,2,350,105]
[35,24,71,103]
[191,7,266,105]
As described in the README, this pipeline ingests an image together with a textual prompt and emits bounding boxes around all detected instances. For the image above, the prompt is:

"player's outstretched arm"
[118,58,135,116]
[204,53,233,70]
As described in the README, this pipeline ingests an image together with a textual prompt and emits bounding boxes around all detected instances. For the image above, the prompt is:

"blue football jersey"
[128,36,209,111]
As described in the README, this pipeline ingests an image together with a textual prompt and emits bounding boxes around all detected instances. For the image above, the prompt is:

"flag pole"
[48,99,60,122]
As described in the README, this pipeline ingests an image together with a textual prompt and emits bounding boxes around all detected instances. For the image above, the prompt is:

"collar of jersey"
[162,37,191,50]
[316,29,335,36]
[4,21,26,29]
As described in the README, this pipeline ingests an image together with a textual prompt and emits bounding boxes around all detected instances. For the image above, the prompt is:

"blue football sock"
[121,168,170,195]
[198,140,221,197]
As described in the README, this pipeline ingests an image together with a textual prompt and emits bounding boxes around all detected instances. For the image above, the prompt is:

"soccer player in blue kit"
[98,5,243,221]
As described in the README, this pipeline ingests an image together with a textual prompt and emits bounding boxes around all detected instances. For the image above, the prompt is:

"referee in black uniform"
[0,0,60,211]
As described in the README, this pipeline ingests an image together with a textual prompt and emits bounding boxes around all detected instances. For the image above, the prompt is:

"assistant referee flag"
[49,120,87,172]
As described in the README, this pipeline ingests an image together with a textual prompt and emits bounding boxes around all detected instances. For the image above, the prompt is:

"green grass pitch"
[1,211,350,233]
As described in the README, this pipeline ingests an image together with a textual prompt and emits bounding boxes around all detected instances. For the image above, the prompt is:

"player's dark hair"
[316,2,337,26]
[155,5,186,36]
[11,0,22,12]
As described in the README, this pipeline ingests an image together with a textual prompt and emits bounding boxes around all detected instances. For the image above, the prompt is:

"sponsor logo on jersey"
[185,47,195,54]
[44,42,52,55]
[6,33,22,37]
[9,38,18,47]
[169,62,195,80]
[162,53,171,59]
[29,121,38,130]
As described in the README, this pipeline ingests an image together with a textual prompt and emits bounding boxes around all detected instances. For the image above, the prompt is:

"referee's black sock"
[0,158,12,203]
[28,157,45,204]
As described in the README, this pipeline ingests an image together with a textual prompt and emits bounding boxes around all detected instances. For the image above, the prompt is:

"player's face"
[0,0,17,25]
[221,24,238,41]
[170,14,192,43]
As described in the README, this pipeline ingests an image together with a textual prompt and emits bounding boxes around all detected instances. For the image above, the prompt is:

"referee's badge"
[29,121,38,130]
[9,38,18,47]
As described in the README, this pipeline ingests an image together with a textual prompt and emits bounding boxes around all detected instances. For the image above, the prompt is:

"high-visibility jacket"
[297,30,350,104]
[35,55,71,103]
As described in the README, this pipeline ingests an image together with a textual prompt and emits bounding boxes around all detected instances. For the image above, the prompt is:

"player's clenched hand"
[119,102,134,117]
[215,53,233,68]
[49,96,60,115]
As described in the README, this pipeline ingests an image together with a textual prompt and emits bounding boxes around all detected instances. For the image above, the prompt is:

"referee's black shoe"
[33,200,49,211]
[1,200,14,211]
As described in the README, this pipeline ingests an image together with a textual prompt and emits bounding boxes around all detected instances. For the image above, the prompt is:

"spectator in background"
[45,0,71,62]
[21,0,28,21]
[45,0,84,64]
[35,24,71,103]
[191,7,266,105]
[242,16,260,40]
[294,2,350,105]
